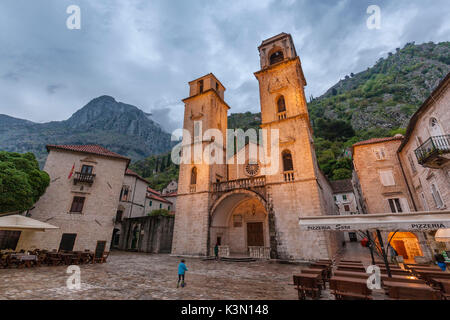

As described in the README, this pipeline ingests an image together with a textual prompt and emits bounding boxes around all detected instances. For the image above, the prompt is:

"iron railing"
[414,135,450,165]
[73,172,96,184]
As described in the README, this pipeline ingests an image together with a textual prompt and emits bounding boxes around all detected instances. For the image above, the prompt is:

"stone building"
[352,72,450,262]
[145,187,173,213]
[172,33,342,260]
[397,72,450,253]
[112,168,149,249]
[330,179,361,242]
[352,135,434,263]
[16,145,129,253]
[162,180,178,195]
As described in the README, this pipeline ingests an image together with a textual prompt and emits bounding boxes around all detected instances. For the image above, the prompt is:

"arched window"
[282,150,294,172]
[269,51,284,65]
[190,167,197,185]
[277,96,286,113]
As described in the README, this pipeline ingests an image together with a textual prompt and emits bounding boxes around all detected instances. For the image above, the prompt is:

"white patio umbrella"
[435,228,450,242]
[0,214,59,232]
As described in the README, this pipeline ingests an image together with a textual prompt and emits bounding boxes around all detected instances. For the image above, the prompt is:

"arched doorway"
[210,191,269,257]
[388,232,423,263]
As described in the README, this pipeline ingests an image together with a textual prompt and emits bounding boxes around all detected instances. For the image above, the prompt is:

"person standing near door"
[214,243,219,261]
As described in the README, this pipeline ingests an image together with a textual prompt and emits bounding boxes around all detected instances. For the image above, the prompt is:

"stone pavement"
[0,244,389,300]
[0,251,304,300]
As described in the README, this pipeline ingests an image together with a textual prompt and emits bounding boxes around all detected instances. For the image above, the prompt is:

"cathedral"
[171,33,341,260]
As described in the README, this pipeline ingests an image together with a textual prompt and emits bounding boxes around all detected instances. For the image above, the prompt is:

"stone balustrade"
[212,176,266,193]
[248,246,271,259]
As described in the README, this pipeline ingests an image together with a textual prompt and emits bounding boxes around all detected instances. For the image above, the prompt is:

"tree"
[332,168,352,180]
[0,151,50,213]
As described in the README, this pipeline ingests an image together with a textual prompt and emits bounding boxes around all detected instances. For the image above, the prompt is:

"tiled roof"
[163,191,177,197]
[147,193,172,205]
[125,168,149,184]
[330,179,354,194]
[352,135,403,147]
[46,144,130,163]
[147,187,161,196]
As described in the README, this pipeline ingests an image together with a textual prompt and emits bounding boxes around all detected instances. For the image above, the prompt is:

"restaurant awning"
[0,215,59,232]
[298,211,450,232]
[435,228,450,242]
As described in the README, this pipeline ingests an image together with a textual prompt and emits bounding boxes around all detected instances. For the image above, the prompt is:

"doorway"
[348,232,357,242]
[59,233,77,251]
[388,232,423,263]
[247,222,264,247]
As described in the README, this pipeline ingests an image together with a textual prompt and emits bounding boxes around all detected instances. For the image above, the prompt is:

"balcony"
[73,172,96,185]
[212,176,266,193]
[277,111,287,120]
[414,135,450,168]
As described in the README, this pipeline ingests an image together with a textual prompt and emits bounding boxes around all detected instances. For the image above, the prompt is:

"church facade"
[171,33,342,260]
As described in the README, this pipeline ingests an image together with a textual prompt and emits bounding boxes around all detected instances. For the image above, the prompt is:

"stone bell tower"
[254,33,339,260]
[171,73,230,256]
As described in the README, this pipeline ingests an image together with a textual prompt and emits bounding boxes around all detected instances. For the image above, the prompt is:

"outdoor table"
[60,253,75,265]
[431,278,450,298]
[334,270,424,283]
[329,276,372,300]
[336,265,366,272]
[310,263,332,278]
[302,268,327,287]
[293,273,322,300]
[413,270,450,282]
[10,254,37,268]
[383,281,440,300]
[340,259,362,263]
[47,252,62,266]
[410,266,441,271]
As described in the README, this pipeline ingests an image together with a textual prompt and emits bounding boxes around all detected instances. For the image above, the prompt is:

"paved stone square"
[0,251,307,300]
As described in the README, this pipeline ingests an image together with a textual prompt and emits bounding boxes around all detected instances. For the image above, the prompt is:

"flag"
[68,163,75,179]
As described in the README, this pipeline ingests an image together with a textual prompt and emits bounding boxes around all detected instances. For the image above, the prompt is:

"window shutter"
[399,198,410,212]
[379,170,395,186]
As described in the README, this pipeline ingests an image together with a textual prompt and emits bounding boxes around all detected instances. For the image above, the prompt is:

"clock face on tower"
[245,161,260,177]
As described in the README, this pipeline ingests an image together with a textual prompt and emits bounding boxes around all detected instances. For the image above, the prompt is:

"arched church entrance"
[210,190,269,258]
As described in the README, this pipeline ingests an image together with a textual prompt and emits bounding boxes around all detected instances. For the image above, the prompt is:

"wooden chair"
[101,251,109,263]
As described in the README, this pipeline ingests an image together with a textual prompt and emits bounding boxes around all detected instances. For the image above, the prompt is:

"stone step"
[220,257,257,262]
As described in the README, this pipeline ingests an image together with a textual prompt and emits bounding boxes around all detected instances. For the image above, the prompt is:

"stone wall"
[119,215,174,253]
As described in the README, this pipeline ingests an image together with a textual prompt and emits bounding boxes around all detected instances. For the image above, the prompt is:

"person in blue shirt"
[177,259,188,288]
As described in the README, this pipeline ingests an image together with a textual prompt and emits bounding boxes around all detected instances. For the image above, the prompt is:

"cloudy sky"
[0,0,449,133]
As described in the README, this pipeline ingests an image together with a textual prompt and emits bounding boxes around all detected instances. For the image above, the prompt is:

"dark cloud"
[0,0,448,132]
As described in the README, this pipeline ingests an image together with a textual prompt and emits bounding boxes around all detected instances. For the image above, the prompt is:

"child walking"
[177,259,188,288]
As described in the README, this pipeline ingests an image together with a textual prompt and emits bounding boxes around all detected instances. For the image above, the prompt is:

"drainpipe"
[397,152,418,212]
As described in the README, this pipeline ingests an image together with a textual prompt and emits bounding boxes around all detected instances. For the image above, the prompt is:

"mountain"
[308,41,450,131]
[0,96,173,166]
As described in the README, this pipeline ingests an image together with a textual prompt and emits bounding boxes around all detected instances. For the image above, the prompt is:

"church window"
[270,51,284,65]
[282,150,294,172]
[277,96,286,113]
[191,167,197,185]
[198,80,204,94]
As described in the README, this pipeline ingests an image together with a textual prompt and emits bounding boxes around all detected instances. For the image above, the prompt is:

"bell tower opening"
[270,51,284,65]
